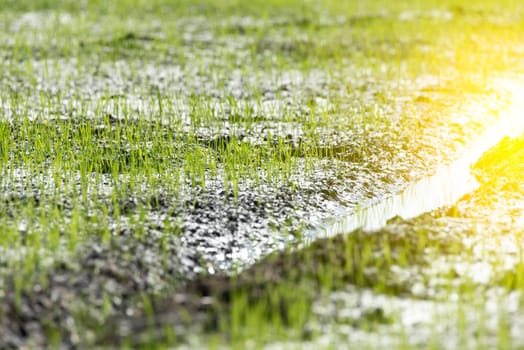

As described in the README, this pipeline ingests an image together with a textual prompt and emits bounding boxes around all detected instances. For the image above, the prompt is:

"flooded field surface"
[0,0,523,348]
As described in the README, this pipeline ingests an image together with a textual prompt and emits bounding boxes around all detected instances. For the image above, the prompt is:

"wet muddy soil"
[1,4,524,348]
[0,87,514,348]
[92,134,524,348]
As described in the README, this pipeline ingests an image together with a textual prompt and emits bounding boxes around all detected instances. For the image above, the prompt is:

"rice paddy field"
[1,0,524,348]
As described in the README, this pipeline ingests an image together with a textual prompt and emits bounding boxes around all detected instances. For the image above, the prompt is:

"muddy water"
[304,79,524,242]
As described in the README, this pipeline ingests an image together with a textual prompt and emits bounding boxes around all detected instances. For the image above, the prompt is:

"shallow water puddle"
[304,78,524,242]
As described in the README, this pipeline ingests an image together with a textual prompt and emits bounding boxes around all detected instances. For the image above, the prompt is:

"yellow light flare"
[468,78,524,223]
[463,77,524,169]
[311,77,524,240]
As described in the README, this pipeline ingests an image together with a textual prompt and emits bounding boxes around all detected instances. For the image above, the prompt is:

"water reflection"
[307,79,524,241]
